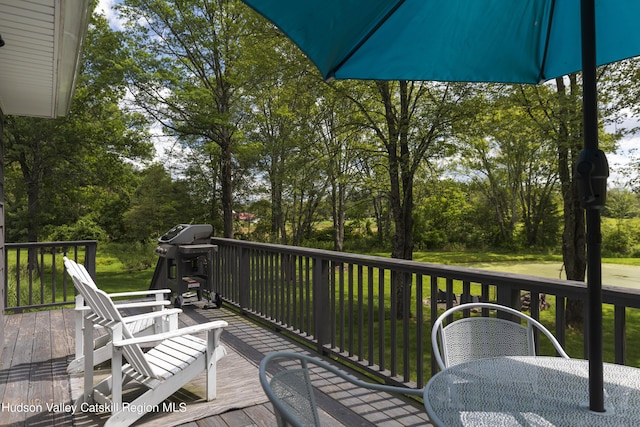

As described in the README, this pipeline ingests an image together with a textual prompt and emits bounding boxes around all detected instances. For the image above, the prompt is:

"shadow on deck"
[0,302,432,426]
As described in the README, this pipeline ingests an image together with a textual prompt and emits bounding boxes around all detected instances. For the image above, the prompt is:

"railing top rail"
[5,240,98,249]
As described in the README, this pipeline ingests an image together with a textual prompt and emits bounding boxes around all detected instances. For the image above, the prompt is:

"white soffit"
[0,0,91,118]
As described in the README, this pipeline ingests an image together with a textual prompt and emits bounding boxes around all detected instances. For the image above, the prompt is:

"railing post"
[496,286,521,321]
[614,306,626,365]
[239,247,251,310]
[313,256,330,353]
[84,242,97,280]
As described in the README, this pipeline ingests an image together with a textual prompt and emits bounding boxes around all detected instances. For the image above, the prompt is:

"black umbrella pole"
[587,210,605,412]
[581,0,605,412]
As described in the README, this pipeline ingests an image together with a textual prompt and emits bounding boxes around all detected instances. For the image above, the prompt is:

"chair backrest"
[64,257,158,379]
[431,302,569,370]
[264,357,320,427]
[90,286,158,378]
[269,360,320,426]
[64,257,98,288]
[64,257,101,310]
[75,261,97,288]
[259,351,423,427]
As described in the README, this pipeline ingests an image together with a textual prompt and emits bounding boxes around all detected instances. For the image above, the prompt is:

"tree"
[605,188,637,228]
[413,178,474,250]
[517,73,621,325]
[242,30,320,244]
[341,80,472,317]
[120,0,254,237]
[314,86,364,252]
[458,86,560,248]
[123,163,192,241]
[513,77,588,324]
[3,13,152,242]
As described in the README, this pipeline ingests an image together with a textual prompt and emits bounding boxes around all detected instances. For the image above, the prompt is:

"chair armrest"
[112,300,172,310]
[113,320,228,347]
[108,289,171,298]
[260,351,425,400]
[121,308,183,325]
[77,300,170,312]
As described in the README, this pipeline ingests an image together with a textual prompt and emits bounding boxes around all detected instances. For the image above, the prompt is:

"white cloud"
[608,135,639,186]
[605,108,640,186]
[96,0,124,30]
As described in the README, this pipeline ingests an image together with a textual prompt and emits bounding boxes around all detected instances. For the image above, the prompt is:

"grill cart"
[149,224,221,308]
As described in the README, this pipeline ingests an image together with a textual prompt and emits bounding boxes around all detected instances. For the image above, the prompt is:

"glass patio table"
[424,356,640,426]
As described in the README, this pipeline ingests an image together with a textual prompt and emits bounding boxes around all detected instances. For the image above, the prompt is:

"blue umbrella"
[242,0,640,412]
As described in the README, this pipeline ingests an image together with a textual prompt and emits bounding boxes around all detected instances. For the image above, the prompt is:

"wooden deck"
[0,301,432,426]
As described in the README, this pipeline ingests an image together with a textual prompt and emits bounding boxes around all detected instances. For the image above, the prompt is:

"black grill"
[149,224,220,308]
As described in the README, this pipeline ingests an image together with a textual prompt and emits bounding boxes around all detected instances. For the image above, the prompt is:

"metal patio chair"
[431,302,569,370]
[259,351,423,427]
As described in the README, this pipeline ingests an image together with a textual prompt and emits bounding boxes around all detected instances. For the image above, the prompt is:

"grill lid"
[158,224,213,244]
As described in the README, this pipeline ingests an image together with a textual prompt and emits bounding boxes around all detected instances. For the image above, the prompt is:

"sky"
[96,0,122,30]
[94,0,638,186]
[96,0,187,173]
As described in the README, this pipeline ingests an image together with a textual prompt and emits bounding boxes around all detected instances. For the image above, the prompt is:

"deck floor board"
[1,302,432,426]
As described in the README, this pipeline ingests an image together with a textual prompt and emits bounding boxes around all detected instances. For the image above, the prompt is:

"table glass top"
[424,356,640,427]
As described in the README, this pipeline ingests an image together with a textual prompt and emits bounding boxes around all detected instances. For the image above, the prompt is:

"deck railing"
[212,237,640,389]
[5,237,640,391]
[4,240,97,312]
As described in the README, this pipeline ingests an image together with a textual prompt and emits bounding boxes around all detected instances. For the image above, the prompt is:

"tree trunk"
[332,180,345,252]
[18,155,40,242]
[556,75,586,326]
[372,194,386,244]
[270,168,284,243]
[221,139,234,238]
[378,81,414,320]
[20,158,40,271]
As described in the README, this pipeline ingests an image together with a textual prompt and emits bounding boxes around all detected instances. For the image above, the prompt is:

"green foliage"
[5,7,638,265]
[41,216,106,242]
[602,228,634,256]
[604,188,638,226]
[600,214,640,257]
[413,180,475,250]
[99,241,158,272]
[5,272,54,309]
[122,164,192,243]
[3,12,153,243]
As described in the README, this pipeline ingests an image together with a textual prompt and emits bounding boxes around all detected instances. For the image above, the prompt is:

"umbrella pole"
[585,213,604,412]
[581,0,605,413]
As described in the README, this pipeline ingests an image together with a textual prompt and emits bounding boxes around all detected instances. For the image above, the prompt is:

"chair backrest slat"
[271,368,318,426]
[432,302,569,370]
[65,258,109,320]
[64,256,158,379]
[441,317,531,367]
[91,288,157,378]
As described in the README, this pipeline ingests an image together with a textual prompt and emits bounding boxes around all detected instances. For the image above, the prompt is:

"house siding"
[0,109,5,355]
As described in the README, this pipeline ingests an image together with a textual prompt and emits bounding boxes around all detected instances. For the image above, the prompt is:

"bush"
[42,216,106,242]
[100,241,157,271]
[602,228,635,257]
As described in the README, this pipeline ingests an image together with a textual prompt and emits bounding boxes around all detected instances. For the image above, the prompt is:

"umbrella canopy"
[243,0,640,84]
[241,0,639,414]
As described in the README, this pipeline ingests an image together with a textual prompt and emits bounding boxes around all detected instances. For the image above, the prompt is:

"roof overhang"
[0,0,92,118]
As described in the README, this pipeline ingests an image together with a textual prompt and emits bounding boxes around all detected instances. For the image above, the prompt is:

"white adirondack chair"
[70,271,228,426]
[64,257,181,373]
